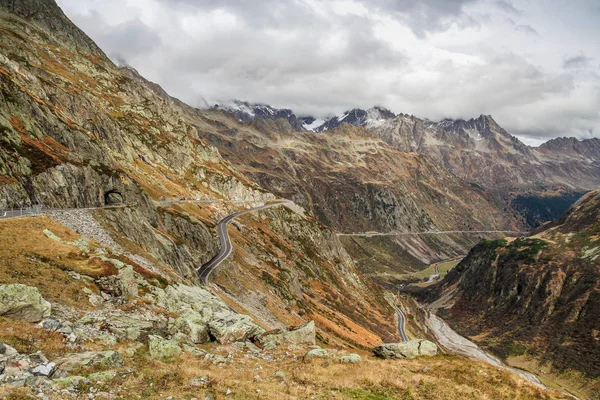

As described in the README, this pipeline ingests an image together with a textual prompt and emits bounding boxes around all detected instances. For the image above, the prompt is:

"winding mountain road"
[396,308,409,342]
[197,200,291,285]
[338,230,527,237]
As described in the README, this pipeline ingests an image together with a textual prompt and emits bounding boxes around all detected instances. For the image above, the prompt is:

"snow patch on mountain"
[303,118,325,132]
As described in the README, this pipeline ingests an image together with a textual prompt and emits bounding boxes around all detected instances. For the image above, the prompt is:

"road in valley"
[396,308,409,342]
[197,200,291,284]
[338,230,527,237]
[427,313,547,388]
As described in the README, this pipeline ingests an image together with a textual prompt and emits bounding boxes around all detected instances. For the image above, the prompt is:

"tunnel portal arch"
[104,189,124,206]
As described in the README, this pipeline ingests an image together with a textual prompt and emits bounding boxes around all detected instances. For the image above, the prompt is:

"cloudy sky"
[57,0,599,145]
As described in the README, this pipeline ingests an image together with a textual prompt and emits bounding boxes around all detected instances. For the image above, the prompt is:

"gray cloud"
[495,0,522,14]
[365,0,478,36]
[515,24,538,35]
[57,0,600,143]
[563,55,593,69]
[72,11,161,59]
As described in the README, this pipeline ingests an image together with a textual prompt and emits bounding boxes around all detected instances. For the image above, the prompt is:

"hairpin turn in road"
[197,200,292,285]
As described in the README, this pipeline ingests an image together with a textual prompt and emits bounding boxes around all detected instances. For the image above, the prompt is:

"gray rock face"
[372,340,438,359]
[257,320,316,350]
[96,262,138,300]
[0,284,51,323]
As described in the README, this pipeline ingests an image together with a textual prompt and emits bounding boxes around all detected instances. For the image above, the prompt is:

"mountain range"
[215,100,600,191]
[0,0,598,398]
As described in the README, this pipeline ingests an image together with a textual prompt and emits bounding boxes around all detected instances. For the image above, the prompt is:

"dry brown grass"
[0,217,104,309]
[6,348,561,400]
[0,318,71,359]
[507,355,600,400]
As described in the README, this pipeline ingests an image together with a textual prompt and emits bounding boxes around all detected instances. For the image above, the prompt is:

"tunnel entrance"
[104,189,124,206]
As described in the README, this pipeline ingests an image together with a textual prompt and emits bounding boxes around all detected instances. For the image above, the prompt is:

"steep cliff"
[0,0,396,348]
[425,190,600,398]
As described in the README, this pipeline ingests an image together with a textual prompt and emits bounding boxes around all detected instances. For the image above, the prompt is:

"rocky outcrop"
[150,284,265,344]
[257,321,316,350]
[372,340,438,359]
[0,284,51,323]
[0,0,103,55]
[0,345,57,386]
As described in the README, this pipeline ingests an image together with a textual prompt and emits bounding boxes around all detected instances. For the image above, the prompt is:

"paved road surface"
[427,314,546,388]
[197,200,291,285]
[396,308,409,342]
[338,230,527,237]
[0,204,128,220]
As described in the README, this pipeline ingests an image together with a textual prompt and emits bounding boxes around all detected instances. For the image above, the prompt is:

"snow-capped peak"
[214,100,306,130]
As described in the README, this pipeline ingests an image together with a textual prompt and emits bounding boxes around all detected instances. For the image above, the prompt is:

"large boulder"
[148,335,182,359]
[372,340,438,359]
[80,312,159,342]
[339,354,363,364]
[172,314,211,344]
[207,310,264,344]
[0,284,51,323]
[257,321,316,350]
[151,284,264,344]
[304,348,329,361]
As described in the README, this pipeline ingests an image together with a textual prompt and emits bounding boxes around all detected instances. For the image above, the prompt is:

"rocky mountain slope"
[196,97,600,283]
[315,108,600,193]
[0,2,570,398]
[424,190,600,399]
[0,1,586,398]
[217,100,599,228]
[0,214,560,399]
[173,106,530,280]
[0,0,402,353]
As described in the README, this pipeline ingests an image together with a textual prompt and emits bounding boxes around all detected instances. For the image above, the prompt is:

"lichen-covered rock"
[204,353,230,365]
[339,354,363,364]
[304,348,329,361]
[172,314,210,344]
[152,284,264,344]
[96,261,138,300]
[88,370,118,382]
[148,335,182,359]
[55,351,123,375]
[207,310,264,344]
[257,320,315,350]
[52,376,92,390]
[372,340,438,359]
[0,284,51,323]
